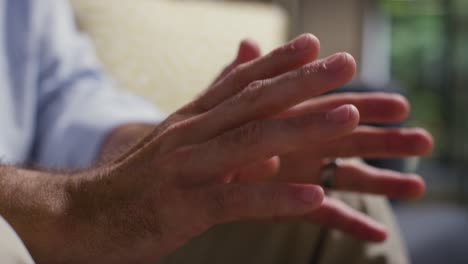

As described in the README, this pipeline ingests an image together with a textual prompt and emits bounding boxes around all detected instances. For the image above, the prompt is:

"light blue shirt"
[0,0,162,168]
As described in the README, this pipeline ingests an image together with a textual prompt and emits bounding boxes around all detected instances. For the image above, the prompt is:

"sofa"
[71,0,288,114]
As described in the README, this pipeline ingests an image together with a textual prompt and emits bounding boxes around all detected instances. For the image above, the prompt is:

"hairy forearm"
[0,165,74,262]
[0,124,155,262]
[0,164,129,263]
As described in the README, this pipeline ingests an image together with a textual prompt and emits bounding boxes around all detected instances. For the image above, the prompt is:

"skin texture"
[0,34,433,263]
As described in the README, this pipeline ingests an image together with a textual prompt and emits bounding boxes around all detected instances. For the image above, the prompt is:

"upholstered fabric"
[71,0,288,113]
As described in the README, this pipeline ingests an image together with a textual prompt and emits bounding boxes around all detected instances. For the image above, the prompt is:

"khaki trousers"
[160,192,409,264]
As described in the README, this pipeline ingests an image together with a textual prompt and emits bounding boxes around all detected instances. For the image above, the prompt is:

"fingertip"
[388,173,426,200]
[238,39,261,62]
[358,219,388,242]
[371,225,388,243]
[391,128,434,156]
[386,94,411,121]
[300,33,321,54]
[406,174,426,199]
[321,52,356,85]
[411,128,434,156]
[304,33,320,56]
[326,104,360,128]
[338,52,357,79]
[420,129,434,155]
[393,94,411,114]
[289,33,321,61]
[298,185,325,209]
[348,104,361,125]
[343,52,357,75]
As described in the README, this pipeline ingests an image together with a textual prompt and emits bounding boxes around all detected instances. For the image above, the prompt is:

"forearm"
[0,165,74,262]
[0,124,155,263]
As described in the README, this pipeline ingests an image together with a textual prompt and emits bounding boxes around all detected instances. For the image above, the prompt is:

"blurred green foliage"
[379,0,468,162]
[380,0,444,16]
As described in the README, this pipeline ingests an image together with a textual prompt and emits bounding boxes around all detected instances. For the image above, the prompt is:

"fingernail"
[326,105,354,124]
[291,34,314,51]
[299,186,323,204]
[323,52,348,72]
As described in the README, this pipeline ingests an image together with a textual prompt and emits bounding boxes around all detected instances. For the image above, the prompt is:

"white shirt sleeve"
[31,0,164,169]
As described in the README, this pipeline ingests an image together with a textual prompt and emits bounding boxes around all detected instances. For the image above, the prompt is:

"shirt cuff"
[67,94,165,169]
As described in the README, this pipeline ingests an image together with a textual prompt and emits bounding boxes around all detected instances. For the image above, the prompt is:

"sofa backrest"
[71,0,288,113]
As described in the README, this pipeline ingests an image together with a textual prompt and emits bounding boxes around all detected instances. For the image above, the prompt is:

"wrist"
[0,167,76,263]
[61,165,142,263]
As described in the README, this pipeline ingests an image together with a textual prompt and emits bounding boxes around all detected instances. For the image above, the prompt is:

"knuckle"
[296,63,321,78]
[166,118,193,133]
[156,119,196,154]
[207,187,241,221]
[231,121,264,147]
[300,59,332,78]
[157,146,196,184]
[231,63,247,77]
[235,80,266,105]
[225,64,248,84]
[212,190,227,215]
[266,187,283,205]
[270,45,288,58]
[155,120,184,141]
[317,59,331,73]
[274,41,296,56]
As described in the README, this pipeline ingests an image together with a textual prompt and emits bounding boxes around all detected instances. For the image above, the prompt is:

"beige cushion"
[71,0,288,113]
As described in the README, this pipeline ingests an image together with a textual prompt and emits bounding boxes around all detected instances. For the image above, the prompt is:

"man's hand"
[0,34,433,264]
[65,34,364,263]
[73,34,430,262]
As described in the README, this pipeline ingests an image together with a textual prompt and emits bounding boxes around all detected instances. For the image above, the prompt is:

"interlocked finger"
[320,126,433,159]
[306,197,388,242]
[279,92,410,124]
[182,105,359,183]
[194,33,321,113]
[210,39,262,86]
[159,53,357,154]
[323,161,425,199]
